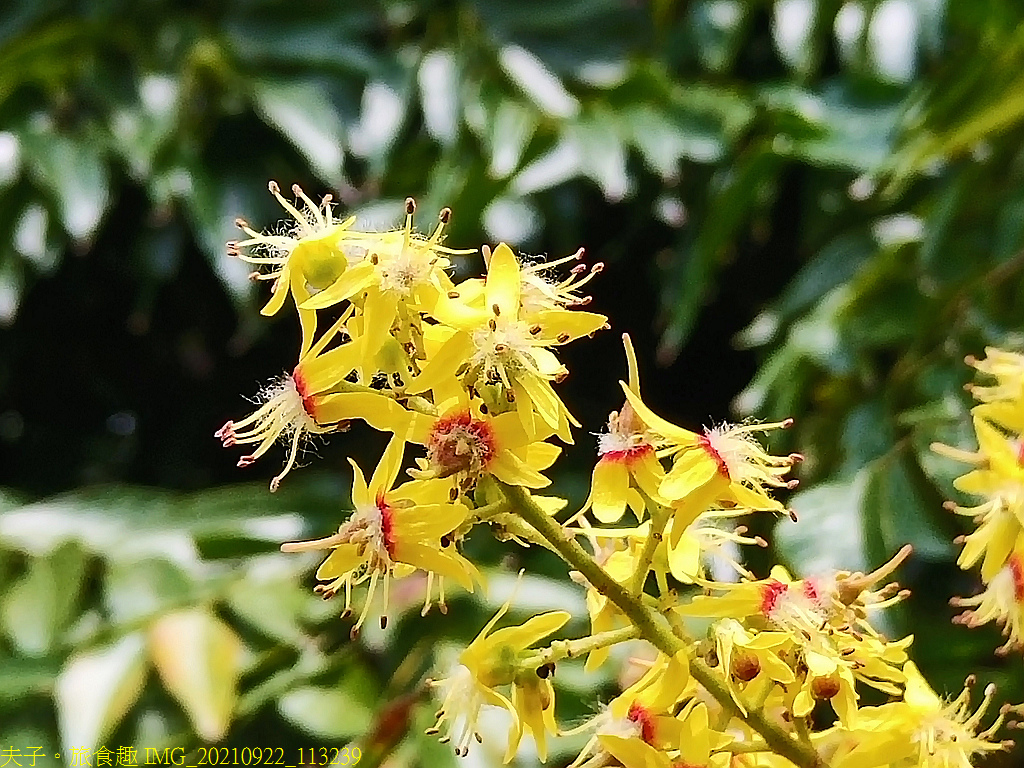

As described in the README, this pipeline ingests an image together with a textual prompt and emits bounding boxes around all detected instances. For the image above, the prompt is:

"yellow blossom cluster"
[219,185,1015,768]
[934,348,1024,653]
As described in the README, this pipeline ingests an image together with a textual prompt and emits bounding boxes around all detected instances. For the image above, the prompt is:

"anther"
[425,728,439,736]
[448,291,460,298]
[571,264,587,275]
[405,197,416,215]
[248,271,261,281]
[782,418,795,428]
[592,262,604,273]
[965,355,977,365]
[322,193,333,204]
[787,509,799,522]
[341,608,353,619]
[492,303,501,316]
[268,180,280,194]
[349,626,360,640]
[494,343,509,353]
[237,455,256,468]
[557,332,570,343]
[506,389,515,403]
[439,207,451,223]
[380,615,388,630]
[488,318,497,331]
[449,487,458,501]
[786,479,800,489]
[291,183,303,196]
[788,453,805,463]
[234,217,249,229]
[440,535,452,547]
[370,253,379,265]
[226,241,240,256]
[529,325,542,335]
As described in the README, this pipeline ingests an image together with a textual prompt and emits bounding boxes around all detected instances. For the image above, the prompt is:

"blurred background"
[1,0,1024,765]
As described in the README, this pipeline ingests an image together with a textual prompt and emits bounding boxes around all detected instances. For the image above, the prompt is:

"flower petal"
[485,243,521,317]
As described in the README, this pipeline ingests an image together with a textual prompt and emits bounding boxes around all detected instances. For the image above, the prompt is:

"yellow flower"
[411,243,607,442]
[406,399,561,493]
[619,383,799,533]
[710,618,794,714]
[599,702,731,768]
[280,436,478,635]
[965,347,1024,432]
[663,509,767,584]
[583,334,667,524]
[215,312,409,490]
[428,588,570,759]
[569,651,692,768]
[791,648,859,727]
[951,545,1024,653]
[847,661,1012,768]
[301,199,473,363]
[230,181,357,354]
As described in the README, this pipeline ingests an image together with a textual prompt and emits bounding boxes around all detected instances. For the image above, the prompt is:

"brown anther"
[506,389,516,403]
[494,342,509,353]
[439,207,452,223]
[964,355,977,365]
[380,615,388,630]
[488,318,497,331]
[555,371,568,383]
[530,325,542,335]
[788,452,805,463]
[571,264,588,275]
[425,727,439,736]
[268,180,280,194]
[754,536,768,547]
[234,217,249,230]
[479,403,488,414]
[226,240,240,256]
[557,332,570,343]
[248,271,261,281]
[786,479,800,489]
[448,290,460,298]
[291,183,303,196]
[592,262,604,273]
[405,197,416,215]
[953,534,967,544]
[652,531,663,541]
[943,500,958,511]
[349,626,360,640]
[449,487,459,501]
[782,417,795,428]
[787,509,799,522]
[492,303,501,316]
[322,193,333,204]
[370,253,379,265]
[536,662,555,679]
[237,455,256,468]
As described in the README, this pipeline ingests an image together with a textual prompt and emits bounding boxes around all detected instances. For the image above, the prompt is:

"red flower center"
[377,492,397,558]
[427,411,497,477]
[1009,555,1024,603]
[601,443,654,463]
[760,580,788,615]
[627,702,657,745]
[292,368,317,419]
[698,431,730,479]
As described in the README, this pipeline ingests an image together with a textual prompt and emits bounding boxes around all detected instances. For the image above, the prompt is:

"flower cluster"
[220,186,1015,767]
[934,348,1024,653]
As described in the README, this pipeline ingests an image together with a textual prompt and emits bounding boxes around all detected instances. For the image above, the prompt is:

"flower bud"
[731,652,761,682]
[810,673,841,701]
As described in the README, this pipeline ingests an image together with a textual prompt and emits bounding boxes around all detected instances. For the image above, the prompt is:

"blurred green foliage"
[3,0,1024,765]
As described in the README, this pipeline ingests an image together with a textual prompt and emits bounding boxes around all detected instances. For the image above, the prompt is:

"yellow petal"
[301,260,375,309]
[590,458,630,524]
[347,458,370,508]
[406,333,474,395]
[313,392,412,436]
[620,383,699,446]
[661,453,717,501]
[485,611,570,650]
[530,310,607,344]
[623,333,640,391]
[260,264,292,316]
[485,243,521,317]
[370,435,405,496]
[315,543,363,580]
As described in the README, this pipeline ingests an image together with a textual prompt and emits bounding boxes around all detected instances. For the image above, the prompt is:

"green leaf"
[24,132,109,242]
[863,452,955,563]
[252,78,347,186]
[149,608,244,743]
[775,471,871,576]
[1,542,87,656]
[55,633,148,753]
[277,682,374,740]
[103,558,196,625]
[488,100,537,179]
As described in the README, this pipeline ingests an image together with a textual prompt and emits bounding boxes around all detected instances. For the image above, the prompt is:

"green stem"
[500,482,824,768]
[630,503,669,594]
[520,625,640,669]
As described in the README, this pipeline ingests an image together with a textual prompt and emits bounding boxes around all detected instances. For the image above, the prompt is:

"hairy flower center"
[427,411,497,478]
